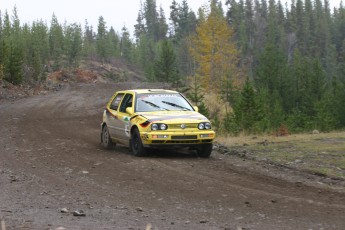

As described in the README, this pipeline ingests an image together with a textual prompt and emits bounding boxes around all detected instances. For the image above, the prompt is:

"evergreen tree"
[6,41,23,84]
[30,20,49,80]
[144,0,159,41]
[49,14,64,70]
[168,0,197,77]
[252,0,268,56]
[315,89,339,131]
[187,74,209,117]
[175,0,195,39]
[169,0,179,35]
[154,39,179,83]
[82,20,96,60]
[107,27,120,58]
[0,10,2,39]
[1,38,10,82]
[134,35,155,80]
[235,79,262,133]
[0,11,5,79]
[134,7,146,42]
[120,26,133,62]
[254,44,287,96]
[96,16,108,62]
[64,23,82,66]
[157,6,168,40]
[2,7,24,85]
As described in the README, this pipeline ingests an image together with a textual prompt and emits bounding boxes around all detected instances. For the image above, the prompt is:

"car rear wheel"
[101,125,115,149]
[196,143,213,158]
[131,128,146,157]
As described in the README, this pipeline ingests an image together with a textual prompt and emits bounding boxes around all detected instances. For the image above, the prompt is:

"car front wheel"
[131,128,146,157]
[196,143,213,158]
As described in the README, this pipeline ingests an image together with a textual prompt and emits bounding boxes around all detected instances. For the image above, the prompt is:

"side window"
[110,93,124,111]
[119,94,133,113]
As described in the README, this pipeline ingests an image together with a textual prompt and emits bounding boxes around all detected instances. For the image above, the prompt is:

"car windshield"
[135,93,194,112]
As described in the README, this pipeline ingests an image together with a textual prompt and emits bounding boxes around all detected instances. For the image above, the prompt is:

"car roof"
[120,89,179,94]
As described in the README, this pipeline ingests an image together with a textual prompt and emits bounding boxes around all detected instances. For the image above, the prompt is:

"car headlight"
[160,124,167,130]
[151,123,168,130]
[151,123,159,130]
[204,122,211,129]
[198,122,211,130]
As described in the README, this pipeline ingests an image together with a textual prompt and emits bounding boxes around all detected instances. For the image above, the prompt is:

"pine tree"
[107,27,120,58]
[82,20,96,60]
[134,1,146,42]
[187,74,209,117]
[135,35,156,81]
[234,79,262,133]
[169,0,179,35]
[168,0,197,77]
[6,41,23,84]
[49,14,64,70]
[0,11,4,79]
[154,39,179,83]
[96,16,108,62]
[120,26,133,62]
[2,7,24,85]
[157,6,168,41]
[254,43,287,95]
[64,23,82,66]
[144,0,159,41]
[1,39,10,82]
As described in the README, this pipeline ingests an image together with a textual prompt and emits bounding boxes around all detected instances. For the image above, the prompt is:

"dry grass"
[216,131,345,146]
[203,92,229,120]
[216,131,345,180]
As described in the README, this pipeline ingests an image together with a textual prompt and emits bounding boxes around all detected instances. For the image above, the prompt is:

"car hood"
[136,111,209,123]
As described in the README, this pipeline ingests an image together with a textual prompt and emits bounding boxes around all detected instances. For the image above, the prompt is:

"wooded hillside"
[1,0,345,134]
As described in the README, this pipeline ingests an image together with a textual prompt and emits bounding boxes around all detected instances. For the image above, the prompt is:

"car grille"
[166,140,200,144]
[171,135,197,140]
[169,124,197,129]
[151,139,212,144]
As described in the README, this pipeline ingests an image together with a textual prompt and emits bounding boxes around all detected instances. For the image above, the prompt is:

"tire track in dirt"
[1,82,345,229]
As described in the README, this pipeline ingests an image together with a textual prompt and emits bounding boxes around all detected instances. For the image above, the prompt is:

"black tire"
[131,128,146,157]
[196,143,213,158]
[101,125,115,149]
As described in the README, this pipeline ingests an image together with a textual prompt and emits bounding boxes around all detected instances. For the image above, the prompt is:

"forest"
[0,0,345,135]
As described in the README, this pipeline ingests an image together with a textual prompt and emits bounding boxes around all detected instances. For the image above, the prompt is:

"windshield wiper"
[141,100,168,111]
[161,101,191,111]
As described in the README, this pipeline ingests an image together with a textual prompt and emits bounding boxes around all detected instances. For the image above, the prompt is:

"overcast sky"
[0,0,342,37]
[0,0,212,36]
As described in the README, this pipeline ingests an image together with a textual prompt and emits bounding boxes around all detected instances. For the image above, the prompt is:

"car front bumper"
[139,130,215,146]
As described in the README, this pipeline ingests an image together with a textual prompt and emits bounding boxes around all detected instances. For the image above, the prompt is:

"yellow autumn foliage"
[190,9,239,93]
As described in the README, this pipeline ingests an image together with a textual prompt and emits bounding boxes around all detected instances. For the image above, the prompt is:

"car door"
[116,93,134,142]
[106,93,124,138]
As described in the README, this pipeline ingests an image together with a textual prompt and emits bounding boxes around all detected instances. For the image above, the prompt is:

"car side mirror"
[126,107,134,115]
[193,106,199,112]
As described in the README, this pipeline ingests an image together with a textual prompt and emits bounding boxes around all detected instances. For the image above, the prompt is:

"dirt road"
[1,83,345,230]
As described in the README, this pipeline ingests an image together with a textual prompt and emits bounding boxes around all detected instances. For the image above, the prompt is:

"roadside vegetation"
[217,131,345,181]
[1,0,345,136]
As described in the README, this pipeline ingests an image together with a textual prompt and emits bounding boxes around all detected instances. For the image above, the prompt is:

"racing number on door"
[117,93,133,140]
[107,93,124,137]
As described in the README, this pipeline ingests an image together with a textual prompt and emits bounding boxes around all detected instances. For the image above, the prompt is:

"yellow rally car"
[101,89,215,157]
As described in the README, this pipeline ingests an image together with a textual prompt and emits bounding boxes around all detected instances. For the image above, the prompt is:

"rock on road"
[0,83,345,230]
